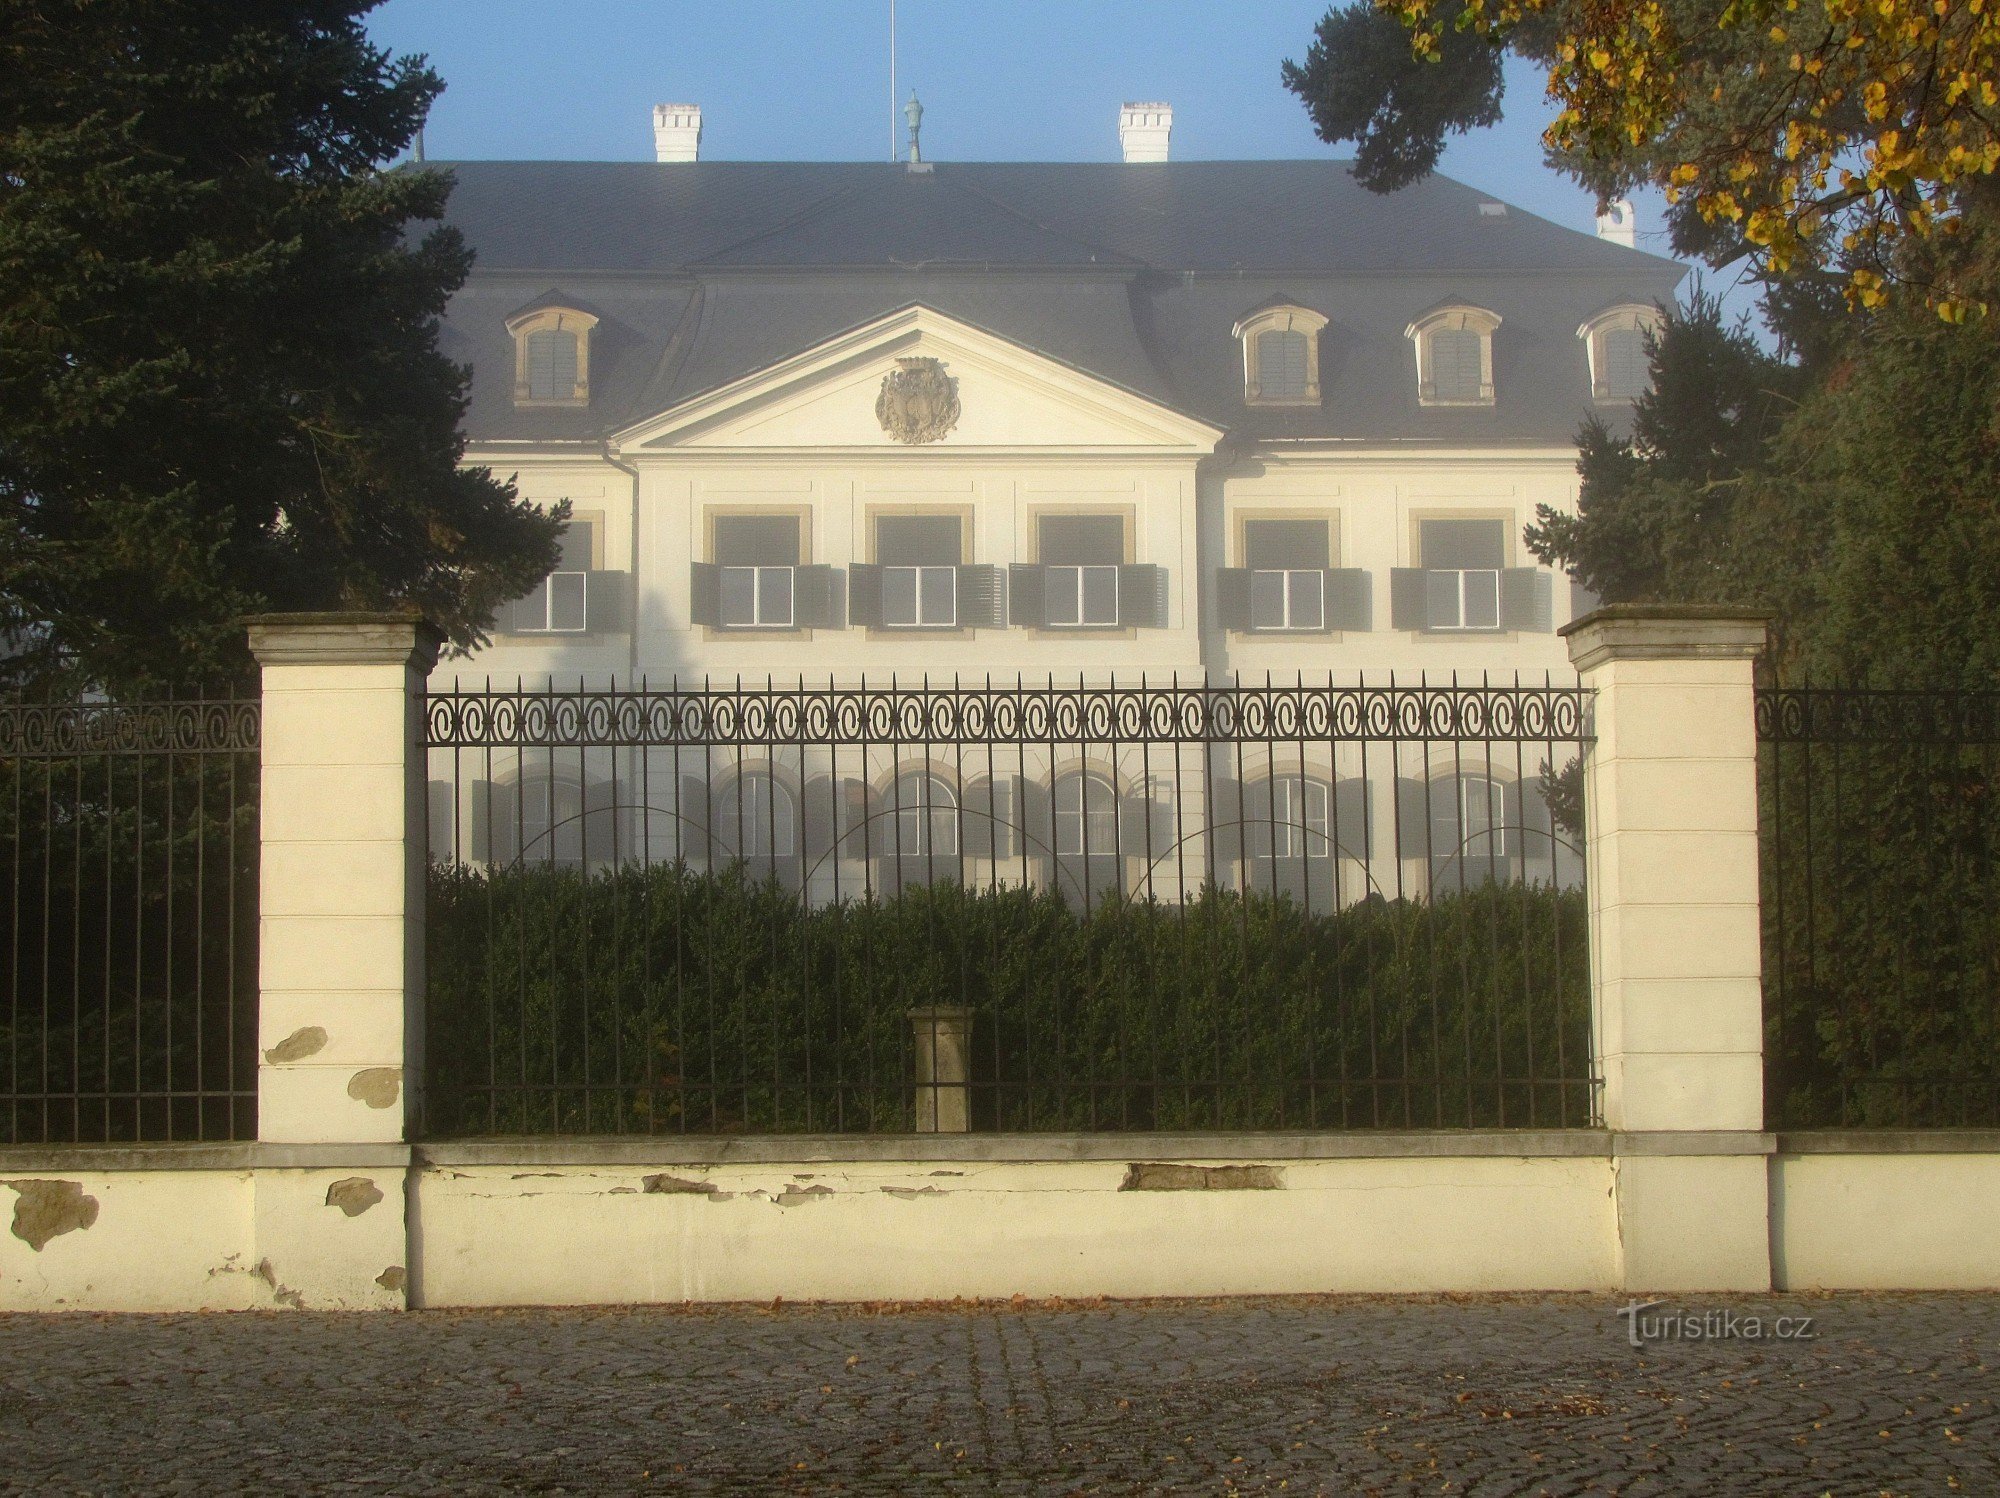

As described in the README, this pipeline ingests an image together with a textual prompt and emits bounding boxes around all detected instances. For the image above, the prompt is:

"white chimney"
[1596,198,1635,249]
[1118,102,1172,164]
[653,103,702,164]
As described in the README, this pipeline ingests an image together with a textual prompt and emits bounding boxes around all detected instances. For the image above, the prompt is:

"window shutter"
[955,564,1004,628]
[1117,564,1166,628]
[1568,576,1601,623]
[794,565,842,629]
[838,778,874,861]
[1332,779,1372,861]
[846,564,883,628]
[1215,569,1252,630]
[1015,776,1054,865]
[463,781,492,864]
[1389,569,1428,630]
[584,571,629,634]
[802,776,838,867]
[1009,564,1046,628]
[583,780,620,866]
[1500,568,1550,632]
[689,563,722,627]
[1326,569,1371,631]
[1395,778,1438,858]
[1208,776,1245,865]
[963,778,1003,859]
[1239,777,1276,860]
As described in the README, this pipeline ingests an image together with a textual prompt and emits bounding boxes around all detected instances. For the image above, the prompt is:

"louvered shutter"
[677,775,712,863]
[467,780,493,864]
[1215,569,1252,630]
[838,779,874,860]
[1332,779,1372,861]
[847,565,883,628]
[1395,778,1435,859]
[1389,569,1428,630]
[1325,569,1371,631]
[794,565,842,629]
[955,564,1004,628]
[1117,564,1166,628]
[689,563,722,627]
[1256,329,1311,400]
[1500,568,1550,632]
[1008,565,1046,628]
[584,571,628,633]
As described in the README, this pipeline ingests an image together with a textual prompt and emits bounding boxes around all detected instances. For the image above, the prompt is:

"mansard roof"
[434,159,1686,447]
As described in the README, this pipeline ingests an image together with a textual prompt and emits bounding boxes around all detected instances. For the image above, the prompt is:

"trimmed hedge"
[425,862,1592,1136]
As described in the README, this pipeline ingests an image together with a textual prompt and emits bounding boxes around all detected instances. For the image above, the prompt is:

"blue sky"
[364,0,1680,258]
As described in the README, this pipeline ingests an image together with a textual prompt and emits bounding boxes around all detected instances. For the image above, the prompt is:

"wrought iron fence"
[0,694,261,1144]
[1759,688,2000,1128]
[424,675,1595,1137]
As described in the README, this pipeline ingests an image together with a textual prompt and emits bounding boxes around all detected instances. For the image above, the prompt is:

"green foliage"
[1281,4,1505,193]
[0,1,562,691]
[424,861,1593,1138]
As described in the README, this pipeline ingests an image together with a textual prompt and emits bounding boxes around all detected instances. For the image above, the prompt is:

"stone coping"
[2,1130,1993,1172]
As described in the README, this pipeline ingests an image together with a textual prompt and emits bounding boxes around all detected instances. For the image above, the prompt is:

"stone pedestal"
[909,1006,974,1133]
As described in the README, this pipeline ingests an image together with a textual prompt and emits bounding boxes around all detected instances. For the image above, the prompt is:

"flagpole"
[889,0,898,162]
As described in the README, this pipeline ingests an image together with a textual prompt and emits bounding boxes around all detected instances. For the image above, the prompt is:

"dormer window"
[1406,305,1500,407]
[1232,304,1328,407]
[1578,304,1661,403]
[506,304,599,407]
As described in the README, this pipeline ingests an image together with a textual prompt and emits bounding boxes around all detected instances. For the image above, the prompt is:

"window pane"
[1256,329,1310,399]
[877,515,961,566]
[1081,566,1119,625]
[1039,514,1123,565]
[759,566,794,626]
[518,578,552,631]
[882,566,919,625]
[1250,570,1286,630]
[1425,569,1461,628]
[555,521,592,571]
[1243,519,1330,569]
[1288,570,1325,629]
[713,515,800,566]
[720,566,756,625]
[1046,568,1080,626]
[547,571,587,632]
[919,567,957,625]
[1429,328,1484,401]
[1464,570,1500,629]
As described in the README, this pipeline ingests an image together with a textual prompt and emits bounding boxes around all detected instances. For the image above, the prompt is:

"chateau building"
[425,103,1682,893]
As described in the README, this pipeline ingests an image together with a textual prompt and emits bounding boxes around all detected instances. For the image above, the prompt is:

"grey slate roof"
[435,159,1686,447]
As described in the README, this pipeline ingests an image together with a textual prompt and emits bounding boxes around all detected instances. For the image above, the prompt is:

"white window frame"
[1578,304,1663,403]
[504,305,598,407]
[1044,565,1120,628]
[516,776,588,867]
[512,516,598,635]
[1435,774,1510,861]
[1405,305,1501,407]
[1232,304,1329,407]
[891,774,959,858]
[1054,773,1117,858]
[719,565,796,629]
[1250,568,1326,632]
[1270,776,1330,860]
[881,565,958,628]
[1425,568,1502,632]
[720,771,797,858]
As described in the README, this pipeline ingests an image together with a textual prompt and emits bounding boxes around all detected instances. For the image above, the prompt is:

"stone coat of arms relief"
[875,357,960,444]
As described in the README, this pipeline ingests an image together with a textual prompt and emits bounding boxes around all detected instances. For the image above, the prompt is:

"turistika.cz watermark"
[1616,1301,1817,1348]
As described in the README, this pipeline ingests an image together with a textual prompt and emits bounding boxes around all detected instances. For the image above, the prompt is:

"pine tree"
[0,0,562,691]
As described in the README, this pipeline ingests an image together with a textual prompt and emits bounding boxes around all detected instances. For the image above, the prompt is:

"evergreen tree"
[0,0,562,692]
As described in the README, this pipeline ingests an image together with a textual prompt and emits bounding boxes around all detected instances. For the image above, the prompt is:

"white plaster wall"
[1773,1154,2000,1290]
[410,1154,1615,1306]
[0,1172,263,1312]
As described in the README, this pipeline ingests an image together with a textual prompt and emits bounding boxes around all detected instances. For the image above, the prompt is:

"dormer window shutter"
[526,330,579,402]
[1255,330,1310,401]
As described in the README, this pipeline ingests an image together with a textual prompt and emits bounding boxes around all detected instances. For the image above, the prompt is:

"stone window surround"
[1404,305,1502,408]
[1577,303,1663,404]
[505,305,600,407]
[1231,305,1329,407]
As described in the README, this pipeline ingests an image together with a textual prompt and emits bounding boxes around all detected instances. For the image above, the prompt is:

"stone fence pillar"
[1563,605,1774,1291]
[246,612,440,1308]
[909,1006,974,1133]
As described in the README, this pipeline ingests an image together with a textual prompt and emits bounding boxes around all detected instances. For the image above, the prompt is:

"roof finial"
[904,91,924,165]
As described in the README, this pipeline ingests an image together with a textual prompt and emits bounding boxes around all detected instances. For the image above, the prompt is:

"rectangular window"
[1255,329,1310,400]
[877,515,961,627]
[515,521,594,633]
[525,330,579,402]
[1272,778,1330,860]
[1039,514,1124,628]
[714,514,801,629]
[1249,570,1325,630]
[1598,327,1647,400]
[1419,518,1505,631]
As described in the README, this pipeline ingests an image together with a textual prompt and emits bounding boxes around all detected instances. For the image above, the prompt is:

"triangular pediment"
[611,305,1223,456]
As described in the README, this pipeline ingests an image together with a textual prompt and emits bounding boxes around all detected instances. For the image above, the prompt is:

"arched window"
[1405,305,1500,407]
[1053,771,1118,858]
[890,772,958,858]
[518,776,587,868]
[1232,303,1328,407]
[1578,304,1661,403]
[711,770,798,860]
[505,302,599,407]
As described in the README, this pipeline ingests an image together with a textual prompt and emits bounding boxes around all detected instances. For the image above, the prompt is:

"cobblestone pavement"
[0,1293,1994,1494]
